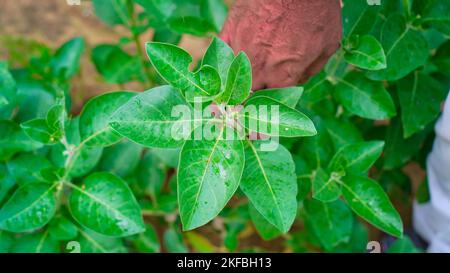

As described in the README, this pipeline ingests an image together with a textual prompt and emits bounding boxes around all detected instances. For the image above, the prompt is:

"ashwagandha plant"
[0,0,449,253]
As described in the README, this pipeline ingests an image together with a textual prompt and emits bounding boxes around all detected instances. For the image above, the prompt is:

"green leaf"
[135,151,166,199]
[146,42,220,101]
[189,65,222,101]
[397,71,447,138]
[163,227,188,253]
[344,35,386,70]
[419,0,450,35]
[331,220,369,253]
[92,0,129,27]
[335,72,396,120]
[249,203,282,240]
[302,71,332,104]
[387,236,421,253]
[311,168,341,202]
[92,44,142,84]
[185,231,216,252]
[0,183,57,232]
[7,154,53,185]
[168,16,216,36]
[76,228,126,253]
[304,199,353,251]
[342,0,380,37]
[0,120,43,161]
[383,118,431,169]
[0,231,14,253]
[241,96,316,137]
[69,172,145,237]
[99,140,143,177]
[324,119,364,150]
[178,127,244,230]
[202,37,235,90]
[432,40,450,76]
[12,231,58,253]
[216,52,252,105]
[342,175,403,237]
[0,61,17,117]
[50,37,85,79]
[48,215,78,240]
[201,0,228,33]
[21,118,59,144]
[80,91,136,147]
[251,87,303,108]
[240,141,297,232]
[50,117,103,178]
[133,224,160,253]
[328,141,385,175]
[0,165,15,204]
[367,14,428,81]
[109,86,208,148]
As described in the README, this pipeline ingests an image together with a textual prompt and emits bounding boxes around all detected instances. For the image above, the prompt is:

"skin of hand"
[220,0,343,90]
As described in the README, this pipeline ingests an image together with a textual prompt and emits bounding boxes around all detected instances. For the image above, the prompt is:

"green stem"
[126,0,153,88]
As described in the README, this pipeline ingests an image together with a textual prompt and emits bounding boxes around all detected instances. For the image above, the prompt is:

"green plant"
[0,0,449,253]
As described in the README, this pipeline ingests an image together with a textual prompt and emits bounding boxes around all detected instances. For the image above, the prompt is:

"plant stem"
[127,0,153,88]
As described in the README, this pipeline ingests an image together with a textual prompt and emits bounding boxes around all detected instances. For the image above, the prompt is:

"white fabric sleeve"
[413,91,450,253]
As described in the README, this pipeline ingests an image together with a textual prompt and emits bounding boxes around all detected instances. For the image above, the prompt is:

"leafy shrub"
[0,0,448,253]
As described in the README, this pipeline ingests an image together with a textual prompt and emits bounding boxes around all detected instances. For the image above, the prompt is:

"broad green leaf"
[397,72,447,138]
[163,227,188,253]
[301,71,332,104]
[241,96,316,137]
[342,175,403,237]
[110,85,211,148]
[50,117,102,178]
[146,42,220,100]
[342,0,380,37]
[151,148,180,168]
[135,151,166,200]
[387,236,421,253]
[11,232,58,253]
[178,127,244,230]
[92,44,142,84]
[14,80,56,123]
[249,203,282,240]
[153,28,182,44]
[0,183,57,232]
[188,65,221,101]
[99,140,143,177]
[201,0,228,33]
[305,199,353,251]
[0,165,15,204]
[324,119,364,150]
[251,87,303,108]
[328,141,385,175]
[335,72,396,120]
[383,118,431,169]
[216,52,252,105]
[331,220,369,253]
[7,154,53,185]
[48,215,78,240]
[50,37,85,79]
[185,231,216,252]
[240,141,297,232]
[297,121,334,170]
[0,120,42,161]
[80,91,136,147]
[432,40,450,76]
[92,0,129,26]
[69,172,145,237]
[76,228,126,253]
[21,118,60,144]
[419,0,450,35]
[202,37,235,89]
[311,168,341,202]
[0,231,14,253]
[133,224,160,253]
[168,16,216,36]
[0,61,17,118]
[344,35,386,70]
[367,14,428,81]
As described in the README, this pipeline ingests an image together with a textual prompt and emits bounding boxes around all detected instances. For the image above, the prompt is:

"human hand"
[220,0,342,90]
